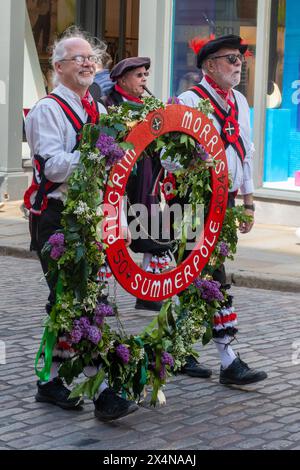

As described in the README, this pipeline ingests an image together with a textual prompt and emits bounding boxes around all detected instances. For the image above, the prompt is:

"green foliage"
[39,98,244,405]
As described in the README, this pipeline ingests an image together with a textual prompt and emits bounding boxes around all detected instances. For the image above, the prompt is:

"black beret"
[197,35,248,68]
[110,57,151,80]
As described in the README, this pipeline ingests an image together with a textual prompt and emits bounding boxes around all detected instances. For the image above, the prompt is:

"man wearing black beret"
[104,56,151,106]
[177,35,268,385]
[103,57,168,312]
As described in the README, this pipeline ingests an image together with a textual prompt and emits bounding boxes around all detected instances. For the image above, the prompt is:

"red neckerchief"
[81,91,99,124]
[204,75,237,117]
[114,84,143,104]
[204,74,230,100]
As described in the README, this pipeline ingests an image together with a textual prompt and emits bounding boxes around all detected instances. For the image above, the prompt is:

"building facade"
[0,0,299,224]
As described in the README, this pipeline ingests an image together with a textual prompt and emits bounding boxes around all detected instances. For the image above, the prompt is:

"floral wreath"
[35,97,251,405]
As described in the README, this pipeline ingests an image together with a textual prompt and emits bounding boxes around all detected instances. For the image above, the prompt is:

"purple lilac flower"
[116,344,130,364]
[79,316,91,332]
[95,241,103,252]
[194,278,224,303]
[70,327,83,344]
[50,245,65,260]
[167,96,181,105]
[95,303,114,317]
[96,133,125,167]
[195,143,210,161]
[94,314,104,327]
[86,326,102,345]
[161,352,174,368]
[219,241,229,257]
[48,233,65,246]
[159,365,166,380]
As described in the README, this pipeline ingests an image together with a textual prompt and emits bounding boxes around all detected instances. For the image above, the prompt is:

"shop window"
[171,0,257,106]
[26,0,76,92]
[263,0,300,192]
[103,0,140,64]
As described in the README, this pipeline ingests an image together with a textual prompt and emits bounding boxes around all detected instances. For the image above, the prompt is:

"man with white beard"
[25,30,138,420]
[177,35,268,385]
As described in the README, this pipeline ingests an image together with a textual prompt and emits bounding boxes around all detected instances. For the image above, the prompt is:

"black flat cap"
[197,35,248,68]
[110,57,151,80]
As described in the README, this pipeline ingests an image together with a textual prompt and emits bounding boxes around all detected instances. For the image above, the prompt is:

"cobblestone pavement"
[0,255,300,450]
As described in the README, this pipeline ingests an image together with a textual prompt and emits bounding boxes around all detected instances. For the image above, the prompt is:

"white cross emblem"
[152,117,162,131]
[225,122,235,135]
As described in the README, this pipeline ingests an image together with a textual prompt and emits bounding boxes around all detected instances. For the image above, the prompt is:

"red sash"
[24,94,98,215]
[191,85,246,165]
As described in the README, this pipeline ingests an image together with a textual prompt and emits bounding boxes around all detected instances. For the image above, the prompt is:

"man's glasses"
[60,55,98,65]
[210,53,245,64]
[134,71,150,78]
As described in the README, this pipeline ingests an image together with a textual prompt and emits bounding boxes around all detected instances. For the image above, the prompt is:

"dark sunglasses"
[210,53,245,64]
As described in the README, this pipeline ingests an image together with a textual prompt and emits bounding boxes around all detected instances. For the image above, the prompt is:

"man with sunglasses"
[24,30,138,421]
[103,58,169,312]
[177,35,268,386]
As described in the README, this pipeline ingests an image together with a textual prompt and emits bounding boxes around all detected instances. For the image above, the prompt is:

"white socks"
[40,361,60,384]
[214,336,237,369]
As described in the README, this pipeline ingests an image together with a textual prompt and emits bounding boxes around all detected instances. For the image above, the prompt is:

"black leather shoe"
[181,355,212,378]
[135,298,163,312]
[220,356,268,385]
[35,377,84,410]
[94,388,139,421]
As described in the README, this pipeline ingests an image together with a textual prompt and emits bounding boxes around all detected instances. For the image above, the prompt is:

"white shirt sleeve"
[240,142,254,194]
[25,103,80,183]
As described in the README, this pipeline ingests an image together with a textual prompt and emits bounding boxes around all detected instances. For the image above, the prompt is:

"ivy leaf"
[114,123,127,133]
[202,324,213,346]
[75,244,85,263]
[119,141,134,150]
[90,369,106,397]
[69,380,87,399]
[65,232,81,242]
[59,360,74,385]
[100,126,118,138]
[180,134,189,148]
[72,357,84,377]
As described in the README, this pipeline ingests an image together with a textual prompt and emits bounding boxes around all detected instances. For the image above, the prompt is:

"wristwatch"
[243,203,255,211]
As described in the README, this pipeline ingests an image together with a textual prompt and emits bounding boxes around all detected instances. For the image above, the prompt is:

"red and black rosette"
[161,173,176,201]
[222,116,240,144]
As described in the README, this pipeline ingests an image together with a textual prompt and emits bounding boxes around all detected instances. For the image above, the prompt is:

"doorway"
[76,0,140,65]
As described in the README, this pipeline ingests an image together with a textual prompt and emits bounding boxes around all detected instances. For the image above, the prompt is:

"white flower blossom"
[87,152,101,161]
[74,201,92,221]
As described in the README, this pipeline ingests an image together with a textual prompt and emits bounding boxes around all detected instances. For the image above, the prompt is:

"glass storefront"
[171,0,257,105]
[263,0,300,192]
[26,0,139,93]
[26,0,76,92]
[171,0,300,194]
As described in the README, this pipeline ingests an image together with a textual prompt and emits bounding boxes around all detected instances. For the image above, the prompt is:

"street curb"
[228,271,300,293]
[0,247,299,293]
[0,246,37,260]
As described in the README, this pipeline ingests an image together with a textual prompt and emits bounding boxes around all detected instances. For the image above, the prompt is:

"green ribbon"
[34,272,63,381]
[134,337,148,387]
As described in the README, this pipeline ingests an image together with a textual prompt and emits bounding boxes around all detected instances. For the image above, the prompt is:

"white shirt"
[178,77,254,195]
[25,83,107,201]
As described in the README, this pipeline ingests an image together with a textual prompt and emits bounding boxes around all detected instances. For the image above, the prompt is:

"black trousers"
[30,199,64,314]
[171,192,236,287]
[212,192,235,287]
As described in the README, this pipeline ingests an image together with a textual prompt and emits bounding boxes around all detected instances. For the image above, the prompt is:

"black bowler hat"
[190,35,248,68]
[110,57,151,80]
